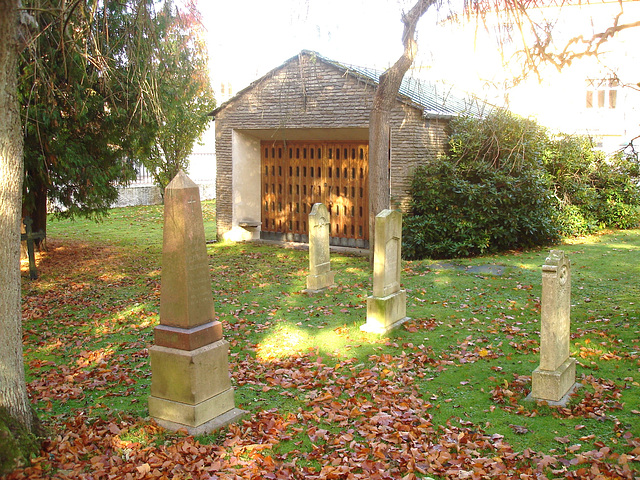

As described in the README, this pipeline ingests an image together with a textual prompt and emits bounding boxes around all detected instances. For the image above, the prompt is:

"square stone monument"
[305,203,335,293]
[530,250,578,403]
[360,210,409,334]
[149,171,246,434]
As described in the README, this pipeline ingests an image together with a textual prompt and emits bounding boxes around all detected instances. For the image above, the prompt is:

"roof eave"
[423,111,455,120]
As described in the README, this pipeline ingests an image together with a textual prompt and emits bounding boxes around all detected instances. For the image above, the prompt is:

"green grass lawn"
[13,200,640,479]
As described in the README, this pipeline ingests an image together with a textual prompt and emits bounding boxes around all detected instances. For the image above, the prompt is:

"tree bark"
[368,0,436,263]
[0,0,36,434]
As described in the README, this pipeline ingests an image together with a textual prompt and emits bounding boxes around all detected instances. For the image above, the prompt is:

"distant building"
[217,82,235,104]
[506,0,639,154]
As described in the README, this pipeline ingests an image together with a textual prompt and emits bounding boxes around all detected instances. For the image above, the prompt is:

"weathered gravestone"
[530,250,579,403]
[149,171,245,434]
[305,203,335,293]
[360,210,409,334]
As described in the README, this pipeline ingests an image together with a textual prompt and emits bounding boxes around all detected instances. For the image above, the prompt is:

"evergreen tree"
[18,0,213,245]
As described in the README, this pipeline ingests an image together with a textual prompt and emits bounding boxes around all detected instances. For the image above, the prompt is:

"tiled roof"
[211,50,488,118]
[310,50,488,118]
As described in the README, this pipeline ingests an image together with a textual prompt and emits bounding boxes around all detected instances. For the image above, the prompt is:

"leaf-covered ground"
[8,204,640,479]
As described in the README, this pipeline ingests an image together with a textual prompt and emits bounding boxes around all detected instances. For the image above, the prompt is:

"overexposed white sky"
[189,0,639,157]
[197,0,446,95]
[196,0,640,97]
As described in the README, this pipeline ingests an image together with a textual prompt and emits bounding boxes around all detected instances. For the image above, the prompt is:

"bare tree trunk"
[368,0,436,263]
[0,0,36,435]
[21,177,48,251]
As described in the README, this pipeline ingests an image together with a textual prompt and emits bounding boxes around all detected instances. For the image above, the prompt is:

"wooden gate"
[261,141,369,247]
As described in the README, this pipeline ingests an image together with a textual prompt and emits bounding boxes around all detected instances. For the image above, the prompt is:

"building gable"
[212,51,454,245]
[212,50,482,121]
[212,51,404,130]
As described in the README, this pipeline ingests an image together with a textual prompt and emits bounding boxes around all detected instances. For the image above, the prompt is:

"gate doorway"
[261,141,369,247]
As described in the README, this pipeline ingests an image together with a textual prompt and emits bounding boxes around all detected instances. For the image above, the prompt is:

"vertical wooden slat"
[261,140,368,243]
[296,145,301,235]
[360,144,369,243]
[336,143,345,240]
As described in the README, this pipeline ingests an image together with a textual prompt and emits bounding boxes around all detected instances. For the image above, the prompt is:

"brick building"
[210,50,482,247]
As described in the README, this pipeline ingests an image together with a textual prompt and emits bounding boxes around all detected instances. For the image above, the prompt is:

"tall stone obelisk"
[149,171,245,434]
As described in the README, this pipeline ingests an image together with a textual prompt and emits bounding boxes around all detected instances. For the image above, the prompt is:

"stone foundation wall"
[114,182,215,208]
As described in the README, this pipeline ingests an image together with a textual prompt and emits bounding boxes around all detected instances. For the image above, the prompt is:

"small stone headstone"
[305,203,335,293]
[531,250,578,403]
[361,210,409,334]
[149,171,246,434]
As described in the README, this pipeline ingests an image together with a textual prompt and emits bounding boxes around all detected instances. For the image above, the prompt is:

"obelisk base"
[152,407,247,436]
[149,391,247,435]
[360,290,409,334]
[531,357,577,403]
[305,271,335,294]
[149,340,245,433]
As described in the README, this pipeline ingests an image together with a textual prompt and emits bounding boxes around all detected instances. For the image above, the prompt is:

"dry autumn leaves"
[10,214,640,479]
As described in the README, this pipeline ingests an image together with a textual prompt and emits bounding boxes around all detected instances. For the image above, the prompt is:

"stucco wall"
[213,52,449,241]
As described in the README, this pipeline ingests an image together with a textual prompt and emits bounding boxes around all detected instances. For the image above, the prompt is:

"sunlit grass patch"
[255,324,314,361]
[114,423,161,450]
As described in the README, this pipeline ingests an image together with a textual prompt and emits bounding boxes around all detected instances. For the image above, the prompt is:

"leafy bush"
[404,110,640,260]
[403,111,560,259]
[544,136,640,235]
[554,204,596,237]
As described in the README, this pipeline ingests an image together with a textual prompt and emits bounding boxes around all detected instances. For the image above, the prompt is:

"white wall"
[221,130,262,241]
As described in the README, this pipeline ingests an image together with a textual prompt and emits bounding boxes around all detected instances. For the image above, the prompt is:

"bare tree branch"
[540,19,640,70]
[369,0,437,261]
[373,0,438,112]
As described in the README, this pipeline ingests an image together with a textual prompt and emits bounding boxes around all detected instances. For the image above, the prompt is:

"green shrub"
[404,111,640,259]
[544,136,640,235]
[403,111,560,259]
[554,204,596,237]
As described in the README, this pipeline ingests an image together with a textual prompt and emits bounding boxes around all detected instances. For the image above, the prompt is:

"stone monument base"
[149,340,244,433]
[305,271,335,294]
[531,357,577,403]
[149,391,247,434]
[360,290,409,334]
[525,382,581,407]
[150,341,232,403]
[152,407,247,435]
